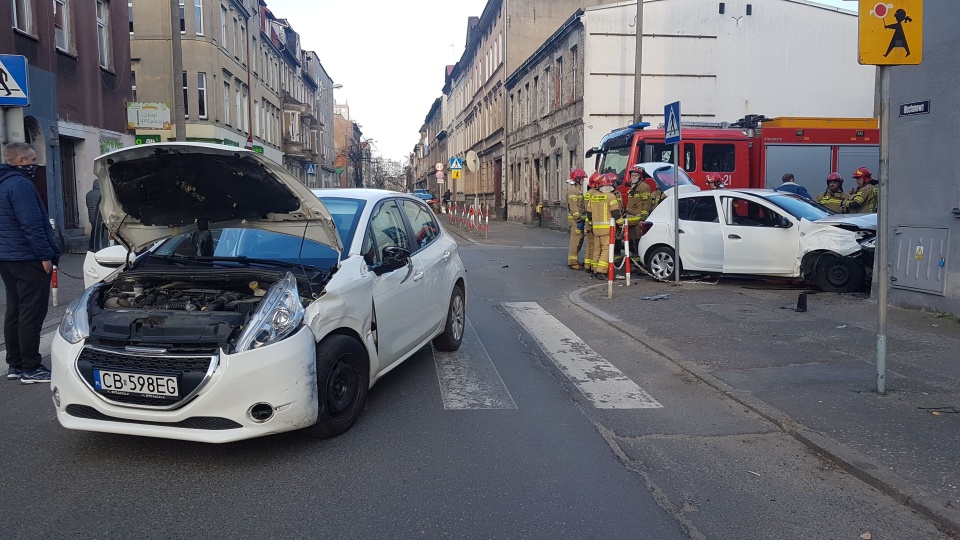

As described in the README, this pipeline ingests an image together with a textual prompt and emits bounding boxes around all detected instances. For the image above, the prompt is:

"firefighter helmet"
[826,172,844,185]
[705,173,724,189]
[588,172,601,189]
[852,167,872,179]
[629,164,644,175]
[569,168,587,181]
[597,173,618,190]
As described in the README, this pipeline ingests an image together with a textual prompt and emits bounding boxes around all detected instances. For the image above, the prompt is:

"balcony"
[282,91,312,116]
[282,136,304,157]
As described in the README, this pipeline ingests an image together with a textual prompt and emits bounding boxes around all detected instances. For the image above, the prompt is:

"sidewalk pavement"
[449,218,960,536]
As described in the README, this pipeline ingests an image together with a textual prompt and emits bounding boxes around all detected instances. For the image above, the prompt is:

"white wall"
[583,0,876,144]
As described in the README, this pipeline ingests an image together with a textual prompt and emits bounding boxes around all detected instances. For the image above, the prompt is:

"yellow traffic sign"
[859,0,922,65]
[451,170,461,180]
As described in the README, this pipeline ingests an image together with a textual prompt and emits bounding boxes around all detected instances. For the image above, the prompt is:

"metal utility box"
[891,226,950,295]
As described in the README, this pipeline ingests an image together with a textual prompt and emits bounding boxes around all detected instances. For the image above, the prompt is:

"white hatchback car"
[52,143,466,443]
[636,188,876,292]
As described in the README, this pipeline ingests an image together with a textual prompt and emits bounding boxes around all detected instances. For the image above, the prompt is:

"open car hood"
[94,143,343,252]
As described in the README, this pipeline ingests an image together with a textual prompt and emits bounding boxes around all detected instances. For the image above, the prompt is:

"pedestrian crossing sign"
[0,55,30,107]
[449,157,463,170]
[664,101,681,144]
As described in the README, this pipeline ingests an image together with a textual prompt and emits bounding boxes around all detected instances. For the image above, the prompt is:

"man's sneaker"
[20,366,51,384]
[6,367,22,380]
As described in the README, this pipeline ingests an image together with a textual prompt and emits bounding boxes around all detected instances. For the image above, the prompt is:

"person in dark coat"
[776,173,812,200]
[0,142,60,383]
[85,178,100,227]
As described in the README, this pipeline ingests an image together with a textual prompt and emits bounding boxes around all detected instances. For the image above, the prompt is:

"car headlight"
[859,236,877,250]
[234,272,305,353]
[58,286,97,344]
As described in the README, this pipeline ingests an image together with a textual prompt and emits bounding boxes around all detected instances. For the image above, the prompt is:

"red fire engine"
[586,116,879,197]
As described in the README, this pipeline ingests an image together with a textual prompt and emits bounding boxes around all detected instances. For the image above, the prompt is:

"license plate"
[93,370,179,399]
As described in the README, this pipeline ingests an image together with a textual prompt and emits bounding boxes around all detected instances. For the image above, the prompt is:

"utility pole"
[170,0,185,141]
[633,0,643,123]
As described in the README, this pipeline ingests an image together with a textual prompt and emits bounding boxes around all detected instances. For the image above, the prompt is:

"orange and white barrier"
[484,205,490,238]
[623,223,631,287]
[51,265,59,307]
[608,219,615,299]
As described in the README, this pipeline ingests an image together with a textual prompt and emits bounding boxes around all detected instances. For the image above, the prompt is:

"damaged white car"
[636,188,876,292]
[51,143,466,443]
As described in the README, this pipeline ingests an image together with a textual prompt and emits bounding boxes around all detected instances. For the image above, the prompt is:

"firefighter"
[566,168,587,269]
[815,172,849,213]
[588,173,624,279]
[583,172,601,272]
[638,170,665,221]
[705,173,726,190]
[624,165,652,259]
[842,167,879,213]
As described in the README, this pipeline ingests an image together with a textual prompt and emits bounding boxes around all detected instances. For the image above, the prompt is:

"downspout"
[502,0,509,220]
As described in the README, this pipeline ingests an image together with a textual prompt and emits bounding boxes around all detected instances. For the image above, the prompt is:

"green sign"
[253,145,264,154]
[135,134,162,145]
[221,138,240,147]
[100,137,124,154]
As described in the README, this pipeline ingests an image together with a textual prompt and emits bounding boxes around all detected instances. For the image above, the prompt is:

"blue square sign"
[0,55,30,107]
[664,101,681,145]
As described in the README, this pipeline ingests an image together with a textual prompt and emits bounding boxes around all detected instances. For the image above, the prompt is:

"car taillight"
[640,221,653,236]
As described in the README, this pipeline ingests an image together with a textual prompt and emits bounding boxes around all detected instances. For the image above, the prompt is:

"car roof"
[311,188,428,204]
[681,188,787,198]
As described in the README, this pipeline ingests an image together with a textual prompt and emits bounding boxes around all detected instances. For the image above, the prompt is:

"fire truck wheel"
[646,246,679,281]
[814,255,865,293]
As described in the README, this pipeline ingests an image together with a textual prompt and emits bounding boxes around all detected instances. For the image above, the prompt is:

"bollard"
[485,205,490,238]
[608,218,615,299]
[795,292,808,313]
[623,223,631,287]
[51,265,59,307]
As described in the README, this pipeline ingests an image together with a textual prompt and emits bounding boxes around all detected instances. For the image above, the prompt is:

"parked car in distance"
[53,143,466,443]
[636,187,876,293]
[412,189,439,205]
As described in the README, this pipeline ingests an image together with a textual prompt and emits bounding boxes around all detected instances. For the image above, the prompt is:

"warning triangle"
[665,110,680,139]
[0,58,27,100]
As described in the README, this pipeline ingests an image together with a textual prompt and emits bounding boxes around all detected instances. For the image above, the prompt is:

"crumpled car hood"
[94,143,343,252]
[813,212,877,231]
[799,218,864,257]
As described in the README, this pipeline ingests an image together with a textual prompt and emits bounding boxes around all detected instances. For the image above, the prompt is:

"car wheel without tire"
[305,335,369,439]
[815,254,865,293]
[432,285,465,352]
[646,246,679,281]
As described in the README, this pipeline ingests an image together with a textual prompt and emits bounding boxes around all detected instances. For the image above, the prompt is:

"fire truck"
[586,116,880,198]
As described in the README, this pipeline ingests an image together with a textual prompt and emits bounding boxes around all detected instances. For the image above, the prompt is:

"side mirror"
[778,216,793,229]
[374,246,411,275]
[93,244,134,268]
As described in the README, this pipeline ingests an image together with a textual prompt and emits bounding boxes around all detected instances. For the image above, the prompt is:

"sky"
[264,0,854,163]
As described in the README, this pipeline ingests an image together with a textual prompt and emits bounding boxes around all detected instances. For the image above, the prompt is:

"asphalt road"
[0,233,947,539]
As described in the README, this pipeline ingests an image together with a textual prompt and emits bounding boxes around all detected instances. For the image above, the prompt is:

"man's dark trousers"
[0,261,51,371]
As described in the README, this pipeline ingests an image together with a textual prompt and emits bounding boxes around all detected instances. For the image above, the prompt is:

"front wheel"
[815,255,865,293]
[433,285,465,352]
[304,335,369,439]
[646,246,679,281]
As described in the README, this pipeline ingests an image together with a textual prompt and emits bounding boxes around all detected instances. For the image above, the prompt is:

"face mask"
[16,164,38,178]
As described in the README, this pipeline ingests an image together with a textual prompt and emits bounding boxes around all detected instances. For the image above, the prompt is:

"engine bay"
[101,278,265,314]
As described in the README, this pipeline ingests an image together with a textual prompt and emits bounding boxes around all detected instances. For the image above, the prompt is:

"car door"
[719,195,801,276]
[363,199,428,366]
[398,198,452,335]
[678,195,723,271]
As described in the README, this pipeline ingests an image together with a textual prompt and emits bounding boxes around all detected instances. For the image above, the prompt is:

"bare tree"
[345,142,364,188]
[369,157,389,190]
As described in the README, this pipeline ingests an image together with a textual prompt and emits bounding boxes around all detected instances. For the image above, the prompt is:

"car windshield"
[147,228,341,270]
[314,196,367,251]
[599,144,631,178]
[763,192,834,221]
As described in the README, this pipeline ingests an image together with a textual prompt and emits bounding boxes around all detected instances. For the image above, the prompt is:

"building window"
[96,0,111,69]
[240,25,246,64]
[544,68,551,115]
[194,0,203,35]
[570,46,577,104]
[232,18,239,59]
[178,0,185,33]
[533,77,539,119]
[127,0,133,34]
[254,100,260,138]
[54,0,70,51]
[223,81,230,125]
[131,70,137,102]
[182,72,189,118]
[197,72,207,118]
[220,5,227,48]
[235,85,241,131]
[12,0,33,34]
[554,57,563,110]
[242,87,248,133]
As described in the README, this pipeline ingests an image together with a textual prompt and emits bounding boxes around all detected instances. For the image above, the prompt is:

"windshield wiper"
[192,256,322,272]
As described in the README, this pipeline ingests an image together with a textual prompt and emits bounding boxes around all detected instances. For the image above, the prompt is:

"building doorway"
[60,138,80,229]
[494,158,502,209]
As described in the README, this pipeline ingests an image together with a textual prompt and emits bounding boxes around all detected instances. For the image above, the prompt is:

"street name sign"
[899,100,930,116]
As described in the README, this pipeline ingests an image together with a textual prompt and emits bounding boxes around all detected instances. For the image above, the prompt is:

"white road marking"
[434,319,517,410]
[503,302,662,409]
[0,330,57,364]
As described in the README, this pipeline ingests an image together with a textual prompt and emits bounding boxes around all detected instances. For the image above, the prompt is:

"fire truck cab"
[587,116,879,200]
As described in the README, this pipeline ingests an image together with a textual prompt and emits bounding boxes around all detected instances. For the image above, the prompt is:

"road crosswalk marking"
[434,319,517,410]
[503,302,662,409]
[0,330,57,364]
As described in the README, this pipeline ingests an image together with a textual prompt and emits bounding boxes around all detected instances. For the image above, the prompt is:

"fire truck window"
[703,143,735,172]
[648,143,674,165]
[724,197,781,227]
[684,143,696,172]
[600,145,630,178]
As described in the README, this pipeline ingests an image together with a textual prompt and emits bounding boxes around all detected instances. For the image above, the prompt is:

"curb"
[568,284,960,538]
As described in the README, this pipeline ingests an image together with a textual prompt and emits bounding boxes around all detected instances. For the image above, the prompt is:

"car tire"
[815,254,865,293]
[432,285,465,352]
[646,246,679,281]
[306,335,369,439]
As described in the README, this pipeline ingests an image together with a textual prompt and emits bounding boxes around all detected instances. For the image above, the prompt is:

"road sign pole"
[876,64,890,395]
[673,143,680,283]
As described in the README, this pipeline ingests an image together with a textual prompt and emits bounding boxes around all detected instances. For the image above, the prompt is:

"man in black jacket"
[0,142,60,383]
